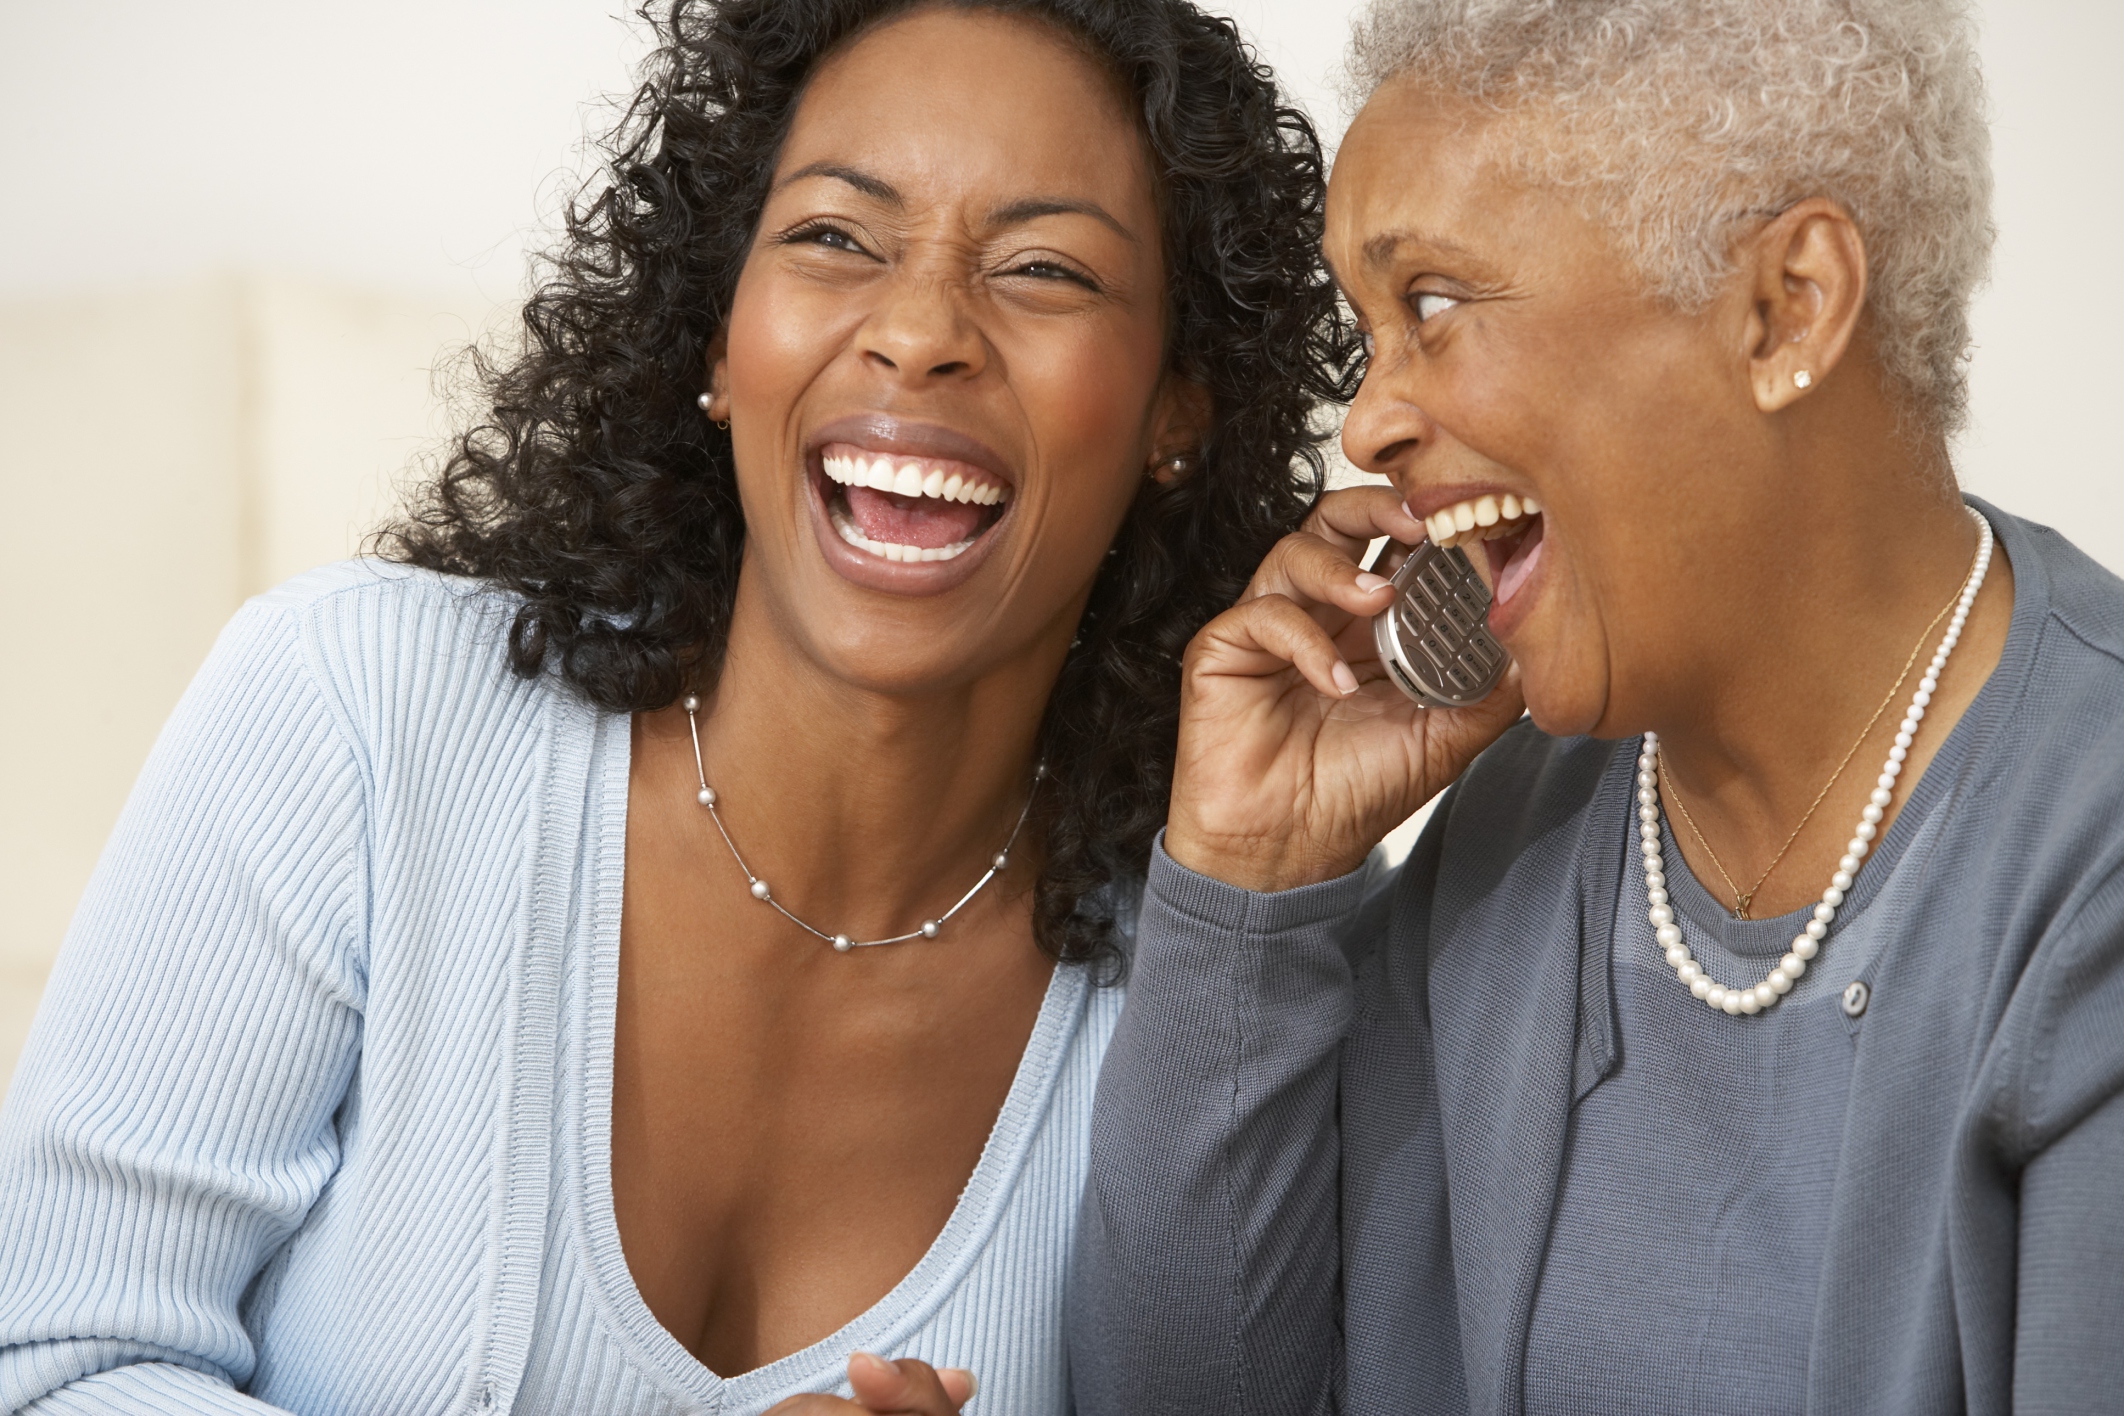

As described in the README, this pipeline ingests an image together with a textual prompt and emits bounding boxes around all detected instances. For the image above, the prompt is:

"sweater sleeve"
[1068,835,1384,1416]
[0,598,368,1413]
[2009,858,2124,1415]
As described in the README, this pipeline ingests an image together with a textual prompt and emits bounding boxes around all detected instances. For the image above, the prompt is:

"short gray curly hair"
[1346,0,1993,438]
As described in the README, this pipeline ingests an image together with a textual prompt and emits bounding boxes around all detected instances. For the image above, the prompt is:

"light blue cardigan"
[0,562,1120,1414]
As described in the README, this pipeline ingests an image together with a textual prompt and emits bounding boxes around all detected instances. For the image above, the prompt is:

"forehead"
[1327,81,1516,268]
[781,7,1153,213]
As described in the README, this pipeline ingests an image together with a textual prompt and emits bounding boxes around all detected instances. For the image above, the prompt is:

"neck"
[1649,405,2013,918]
[670,572,1068,940]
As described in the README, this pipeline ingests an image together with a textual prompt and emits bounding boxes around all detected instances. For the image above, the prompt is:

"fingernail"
[1332,661,1360,696]
[853,1352,896,1377]
[1354,572,1390,594]
[942,1368,980,1398]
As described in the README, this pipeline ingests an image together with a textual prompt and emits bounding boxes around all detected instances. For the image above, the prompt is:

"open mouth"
[1423,492,1547,608]
[819,442,1012,564]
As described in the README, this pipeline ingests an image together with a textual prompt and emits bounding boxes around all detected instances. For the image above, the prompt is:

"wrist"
[1162,819,1368,895]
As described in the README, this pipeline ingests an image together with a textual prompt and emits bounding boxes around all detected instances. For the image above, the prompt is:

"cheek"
[1006,317,1166,536]
[722,265,860,417]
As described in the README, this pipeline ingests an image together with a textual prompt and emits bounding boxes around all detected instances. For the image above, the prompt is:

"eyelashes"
[777,220,870,254]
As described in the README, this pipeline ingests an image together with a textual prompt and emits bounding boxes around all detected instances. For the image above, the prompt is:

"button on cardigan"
[0,561,1122,1414]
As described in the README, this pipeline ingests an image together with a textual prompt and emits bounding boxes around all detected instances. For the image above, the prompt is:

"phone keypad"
[1374,542,1509,706]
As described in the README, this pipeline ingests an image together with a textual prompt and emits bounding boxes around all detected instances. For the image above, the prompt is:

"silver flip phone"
[1371,539,1509,708]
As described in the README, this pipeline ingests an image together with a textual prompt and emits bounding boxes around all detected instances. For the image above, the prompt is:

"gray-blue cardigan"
[1069,502,2124,1415]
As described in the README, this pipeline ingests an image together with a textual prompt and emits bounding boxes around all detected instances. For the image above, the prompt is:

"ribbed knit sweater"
[0,561,1121,1415]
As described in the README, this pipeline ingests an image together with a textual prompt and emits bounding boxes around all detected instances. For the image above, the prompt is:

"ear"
[703,329,732,423]
[1145,373,1213,485]
[1740,198,1867,413]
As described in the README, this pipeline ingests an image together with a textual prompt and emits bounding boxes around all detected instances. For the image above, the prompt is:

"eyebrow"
[776,162,902,205]
[1362,229,1482,271]
[987,197,1136,242]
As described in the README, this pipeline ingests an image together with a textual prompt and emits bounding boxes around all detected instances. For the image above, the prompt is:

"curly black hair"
[384,0,1357,975]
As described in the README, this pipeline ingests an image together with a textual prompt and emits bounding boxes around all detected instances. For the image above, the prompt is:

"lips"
[802,416,1018,593]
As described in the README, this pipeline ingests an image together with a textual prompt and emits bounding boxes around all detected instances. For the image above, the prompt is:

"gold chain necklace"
[1660,582,1962,920]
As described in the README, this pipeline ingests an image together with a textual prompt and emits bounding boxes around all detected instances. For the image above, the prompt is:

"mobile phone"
[1370,538,1510,708]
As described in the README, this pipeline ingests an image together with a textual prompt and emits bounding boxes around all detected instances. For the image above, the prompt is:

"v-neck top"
[0,559,1123,1415]
[517,710,1123,1415]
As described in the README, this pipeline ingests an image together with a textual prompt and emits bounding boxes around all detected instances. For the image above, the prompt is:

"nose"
[1341,358,1434,487]
[857,266,989,384]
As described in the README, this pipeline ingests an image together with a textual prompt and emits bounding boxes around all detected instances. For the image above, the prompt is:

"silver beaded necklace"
[1639,505,1994,1016]
[681,693,1044,952]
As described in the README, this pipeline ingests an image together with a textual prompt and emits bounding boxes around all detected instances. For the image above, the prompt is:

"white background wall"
[1,1,2119,1084]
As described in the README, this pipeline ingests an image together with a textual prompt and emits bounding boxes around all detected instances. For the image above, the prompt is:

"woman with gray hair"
[1071,1,2124,1412]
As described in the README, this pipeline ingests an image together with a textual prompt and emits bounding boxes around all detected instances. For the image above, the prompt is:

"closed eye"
[1003,258,1100,292]
[779,221,872,257]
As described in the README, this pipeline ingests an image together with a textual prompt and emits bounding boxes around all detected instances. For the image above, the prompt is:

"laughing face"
[1327,78,1782,738]
[708,6,1193,695]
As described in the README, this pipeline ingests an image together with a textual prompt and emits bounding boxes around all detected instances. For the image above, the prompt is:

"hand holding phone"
[1165,486,1526,893]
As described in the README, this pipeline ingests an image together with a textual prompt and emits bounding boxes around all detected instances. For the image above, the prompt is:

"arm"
[1069,842,1383,1416]
[1069,488,1522,1416]
[2011,858,2124,1415]
[0,600,367,1413]
[2014,1085,2124,1414]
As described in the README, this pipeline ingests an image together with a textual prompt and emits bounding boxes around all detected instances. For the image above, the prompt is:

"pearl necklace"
[1639,506,1993,1016]
[681,694,1043,952]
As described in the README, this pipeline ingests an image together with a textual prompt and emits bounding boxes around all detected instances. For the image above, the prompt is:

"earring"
[1793,370,1813,390]
[698,390,730,430]
[1152,454,1194,481]
[697,392,712,411]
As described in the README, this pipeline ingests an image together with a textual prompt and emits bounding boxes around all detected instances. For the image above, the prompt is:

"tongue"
[1495,517,1546,606]
[845,484,987,549]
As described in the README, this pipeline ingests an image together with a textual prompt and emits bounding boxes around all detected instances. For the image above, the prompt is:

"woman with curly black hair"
[0,0,1347,1412]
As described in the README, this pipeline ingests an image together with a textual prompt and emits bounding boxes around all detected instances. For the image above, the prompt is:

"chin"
[1516,649,1609,741]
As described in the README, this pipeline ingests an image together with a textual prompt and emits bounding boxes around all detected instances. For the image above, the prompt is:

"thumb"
[847,1352,971,1413]
[1420,660,1527,783]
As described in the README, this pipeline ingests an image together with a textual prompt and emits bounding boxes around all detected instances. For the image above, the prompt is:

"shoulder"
[1987,506,2124,742]
[2007,512,2124,671]
[247,557,518,668]
[232,559,564,764]
[1970,510,2124,855]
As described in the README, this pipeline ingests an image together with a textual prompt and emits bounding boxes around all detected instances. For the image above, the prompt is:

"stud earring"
[697,392,712,411]
[1151,453,1195,482]
[1793,370,1813,390]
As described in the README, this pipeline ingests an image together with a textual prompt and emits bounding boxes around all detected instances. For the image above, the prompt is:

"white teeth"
[1424,493,1542,550]
[829,501,976,563]
[820,448,1009,506]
